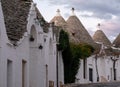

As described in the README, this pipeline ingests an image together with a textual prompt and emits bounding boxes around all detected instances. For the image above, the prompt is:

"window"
[72,32,75,36]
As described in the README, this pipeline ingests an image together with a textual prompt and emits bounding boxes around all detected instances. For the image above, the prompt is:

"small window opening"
[29,35,34,42]
[72,32,75,36]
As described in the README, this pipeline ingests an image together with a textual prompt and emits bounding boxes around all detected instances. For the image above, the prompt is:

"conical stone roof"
[113,33,120,48]
[93,30,111,46]
[50,9,66,29]
[66,8,95,46]
[1,0,49,41]
[1,0,31,41]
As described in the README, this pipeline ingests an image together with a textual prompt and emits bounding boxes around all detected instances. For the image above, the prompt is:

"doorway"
[22,60,26,87]
[7,60,13,87]
[89,68,93,82]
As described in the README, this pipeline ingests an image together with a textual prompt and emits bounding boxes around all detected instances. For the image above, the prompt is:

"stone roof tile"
[66,15,95,47]
[113,33,120,48]
[1,0,31,41]
[50,9,67,29]
[93,30,111,46]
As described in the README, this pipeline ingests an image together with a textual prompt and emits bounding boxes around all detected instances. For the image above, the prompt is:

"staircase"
[64,82,120,87]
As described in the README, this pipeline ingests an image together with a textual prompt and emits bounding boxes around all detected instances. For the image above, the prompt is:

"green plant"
[58,29,95,83]
[58,29,69,51]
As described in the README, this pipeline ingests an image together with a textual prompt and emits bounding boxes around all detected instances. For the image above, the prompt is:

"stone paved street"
[65,82,120,87]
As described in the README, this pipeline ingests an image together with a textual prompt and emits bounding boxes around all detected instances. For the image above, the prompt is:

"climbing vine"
[58,29,95,83]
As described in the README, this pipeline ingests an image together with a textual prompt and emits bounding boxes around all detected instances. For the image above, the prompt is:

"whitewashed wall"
[0,2,64,87]
[76,54,120,84]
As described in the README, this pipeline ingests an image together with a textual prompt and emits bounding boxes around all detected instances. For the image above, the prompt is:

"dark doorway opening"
[89,68,93,82]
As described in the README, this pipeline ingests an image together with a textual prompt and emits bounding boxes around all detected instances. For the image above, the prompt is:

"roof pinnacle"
[56,9,61,16]
[71,7,75,16]
[97,23,101,30]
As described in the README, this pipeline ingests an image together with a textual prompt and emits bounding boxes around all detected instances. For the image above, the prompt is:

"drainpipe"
[95,54,99,82]
[46,64,48,87]
[56,44,59,87]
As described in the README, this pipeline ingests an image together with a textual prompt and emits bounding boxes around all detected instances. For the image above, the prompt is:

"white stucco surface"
[0,2,64,87]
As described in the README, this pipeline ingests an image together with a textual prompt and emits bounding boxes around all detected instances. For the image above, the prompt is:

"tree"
[58,29,73,83]
[58,29,95,83]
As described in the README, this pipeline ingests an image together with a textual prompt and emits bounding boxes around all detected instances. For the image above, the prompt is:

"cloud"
[80,13,112,20]
[100,19,120,42]
[45,0,120,41]
[48,0,120,20]
[64,13,70,19]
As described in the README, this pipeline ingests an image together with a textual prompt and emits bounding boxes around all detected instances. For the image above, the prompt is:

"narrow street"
[65,82,120,87]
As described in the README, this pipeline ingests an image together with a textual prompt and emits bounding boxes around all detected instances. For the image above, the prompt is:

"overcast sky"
[33,0,120,42]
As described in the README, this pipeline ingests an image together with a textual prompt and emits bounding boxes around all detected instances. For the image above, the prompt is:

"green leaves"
[58,29,94,83]
[58,29,69,51]
[70,43,94,59]
[70,43,82,59]
[80,44,94,58]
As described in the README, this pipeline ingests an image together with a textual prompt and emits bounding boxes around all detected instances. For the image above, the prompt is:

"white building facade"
[50,8,120,85]
[0,1,64,87]
[76,32,120,84]
[0,0,120,86]
[76,52,120,83]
